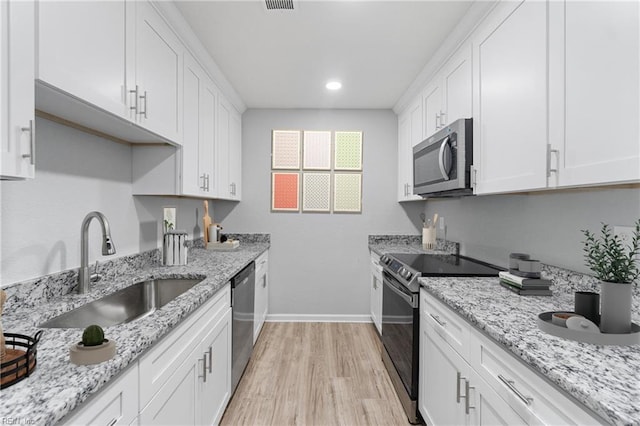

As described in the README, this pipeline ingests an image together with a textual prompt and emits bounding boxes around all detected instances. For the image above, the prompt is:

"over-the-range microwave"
[413,118,473,198]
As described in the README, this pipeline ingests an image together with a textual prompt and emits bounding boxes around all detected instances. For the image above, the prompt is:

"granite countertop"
[419,276,640,426]
[368,234,459,256]
[0,239,269,426]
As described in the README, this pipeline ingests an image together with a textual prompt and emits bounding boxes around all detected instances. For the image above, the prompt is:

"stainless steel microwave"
[413,118,473,197]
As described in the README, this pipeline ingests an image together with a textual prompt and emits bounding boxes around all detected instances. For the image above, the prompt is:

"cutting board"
[203,200,212,248]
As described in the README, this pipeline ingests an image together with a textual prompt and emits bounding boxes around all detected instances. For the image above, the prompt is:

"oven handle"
[438,136,452,181]
[383,275,417,307]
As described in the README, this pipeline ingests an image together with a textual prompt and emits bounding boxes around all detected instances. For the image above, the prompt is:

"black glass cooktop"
[390,253,502,277]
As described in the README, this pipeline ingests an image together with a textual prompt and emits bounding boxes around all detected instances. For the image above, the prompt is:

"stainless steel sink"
[39,278,202,328]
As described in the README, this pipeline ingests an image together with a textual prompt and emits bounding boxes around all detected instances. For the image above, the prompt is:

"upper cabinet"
[472,0,548,194]
[216,96,242,201]
[36,0,183,145]
[1,0,35,180]
[397,97,423,202]
[423,45,472,140]
[129,0,183,144]
[548,0,640,188]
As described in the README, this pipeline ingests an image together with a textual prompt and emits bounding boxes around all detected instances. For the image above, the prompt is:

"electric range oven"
[379,253,501,424]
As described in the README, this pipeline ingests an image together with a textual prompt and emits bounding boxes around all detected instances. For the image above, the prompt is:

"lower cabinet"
[64,284,232,426]
[419,289,601,426]
[369,252,382,335]
[254,250,269,344]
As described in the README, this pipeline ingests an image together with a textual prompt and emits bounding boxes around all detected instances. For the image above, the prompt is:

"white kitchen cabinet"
[1,0,35,180]
[420,289,602,426]
[369,252,382,335]
[548,0,640,188]
[36,1,127,119]
[472,0,549,195]
[216,95,243,201]
[228,108,242,200]
[422,45,472,140]
[129,0,183,145]
[182,52,217,197]
[254,251,269,344]
[63,365,139,426]
[200,308,232,425]
[397,97,423,201]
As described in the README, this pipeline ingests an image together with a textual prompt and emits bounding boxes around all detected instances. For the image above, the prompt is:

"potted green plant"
[582,219,640,333]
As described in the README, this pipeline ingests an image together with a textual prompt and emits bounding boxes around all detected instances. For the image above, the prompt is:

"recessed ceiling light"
[326,81,342,91]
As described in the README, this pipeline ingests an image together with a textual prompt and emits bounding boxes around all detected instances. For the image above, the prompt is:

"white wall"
[422,188,640,273]
[0,118,205,287]
[216,109,421,319]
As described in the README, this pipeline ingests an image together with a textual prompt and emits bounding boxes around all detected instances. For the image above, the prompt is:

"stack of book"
[498,271,552,296]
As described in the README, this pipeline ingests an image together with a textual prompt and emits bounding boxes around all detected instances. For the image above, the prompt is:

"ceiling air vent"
[265,0,294,10]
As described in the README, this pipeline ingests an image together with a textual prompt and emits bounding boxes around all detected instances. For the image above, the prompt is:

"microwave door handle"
[438,137,452,181]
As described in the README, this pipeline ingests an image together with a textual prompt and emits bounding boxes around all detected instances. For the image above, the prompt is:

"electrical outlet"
[439,216,445,230]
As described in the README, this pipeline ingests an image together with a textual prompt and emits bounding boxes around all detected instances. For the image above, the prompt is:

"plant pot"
[599,281,632,334]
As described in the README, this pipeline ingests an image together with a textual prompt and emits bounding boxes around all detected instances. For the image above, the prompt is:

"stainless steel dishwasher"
[231,261,255,394]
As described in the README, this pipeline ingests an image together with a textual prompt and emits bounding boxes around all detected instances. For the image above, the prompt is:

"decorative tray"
[537,312,640,346]
[206,240,240,251]
[1,331,43,389]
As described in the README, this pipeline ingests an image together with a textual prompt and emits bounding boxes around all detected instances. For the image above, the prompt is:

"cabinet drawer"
[63,365,138,426]
[469,329,602,425]
[421,289,470,359]
[255,251,268,276]
[139,284,230,409]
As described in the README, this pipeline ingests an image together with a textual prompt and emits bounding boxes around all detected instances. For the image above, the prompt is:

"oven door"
[381,271,419,400]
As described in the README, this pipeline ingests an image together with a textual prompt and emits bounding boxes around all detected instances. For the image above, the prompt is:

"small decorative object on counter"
[582,219,640,334]
[208,223,222,243]
[203,200,212,248]
[70,325,116,366]
[422,213,438,249]
[163,230,188,266]
[1,328,43,389]
[574,291,600,325]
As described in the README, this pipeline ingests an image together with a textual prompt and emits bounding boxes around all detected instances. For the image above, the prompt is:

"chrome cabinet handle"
[206,174,210,191]
[199,355,208,382]
[21,120,35,165]
[438,136,452,181]
[200,174,207,191]
[429,313,446,328]
[456,371,463,403]
[262,276,267,288]
[498,374,533,406]
[435,113,440,130]
[546,144,559,177]
[207,347,213,374]
[107,418,117,426]
[439,110,446,128]
[465,379,475,414]
[139,91,148,119]
[129,85,139,115]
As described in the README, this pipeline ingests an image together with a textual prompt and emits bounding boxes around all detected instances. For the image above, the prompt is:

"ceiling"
[175,1,473,109]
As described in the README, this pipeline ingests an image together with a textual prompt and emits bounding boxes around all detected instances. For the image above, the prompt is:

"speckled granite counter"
[368,234,459,256]
[0,236,269,426]
[420,276,640,426]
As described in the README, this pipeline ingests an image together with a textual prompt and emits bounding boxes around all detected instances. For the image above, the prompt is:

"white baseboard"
[265,314,373,323]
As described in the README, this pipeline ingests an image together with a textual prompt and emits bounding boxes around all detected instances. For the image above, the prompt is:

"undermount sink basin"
[39,278,202,328]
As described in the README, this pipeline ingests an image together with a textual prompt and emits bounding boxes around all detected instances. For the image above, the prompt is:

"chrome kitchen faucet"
[78,211,116,294]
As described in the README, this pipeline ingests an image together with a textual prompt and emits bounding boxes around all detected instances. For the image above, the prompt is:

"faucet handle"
[90,260,102,283]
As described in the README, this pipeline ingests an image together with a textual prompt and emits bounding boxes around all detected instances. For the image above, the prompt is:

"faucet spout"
[78,211,116,294]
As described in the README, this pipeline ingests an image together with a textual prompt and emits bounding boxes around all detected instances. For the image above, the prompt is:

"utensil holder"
[163,231,188,266]
[422,227,436,250]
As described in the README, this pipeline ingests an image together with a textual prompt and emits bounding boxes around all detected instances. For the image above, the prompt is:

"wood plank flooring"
[221,322,410,426]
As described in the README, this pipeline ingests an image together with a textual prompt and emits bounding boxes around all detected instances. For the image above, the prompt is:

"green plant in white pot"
[582,219,640,334]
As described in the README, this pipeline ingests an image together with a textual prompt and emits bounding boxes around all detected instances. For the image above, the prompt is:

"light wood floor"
[221,322,410,426]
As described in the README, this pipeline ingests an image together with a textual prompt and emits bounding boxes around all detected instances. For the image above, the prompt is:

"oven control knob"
[380,255,390,265]
[400,268,413,280]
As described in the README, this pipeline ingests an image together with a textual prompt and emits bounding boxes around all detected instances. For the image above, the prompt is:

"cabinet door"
[182,53,216,197]
[228,109,242,200]
[216,95,231,199]
[442,45,472,127]
[420,319,468,426]
[423,80,442,138]
[254,252,269,344]
[37,1,127,118]
[139,350,199,426]
[550,1,640,187]
[63,367,139,426]
[467,369,526,426]
[472,0,548,194]
[370,255,382,335]
[199,308,232,426]
[133,1,183,144]
[397,112,412,201]
[1,0,35,180]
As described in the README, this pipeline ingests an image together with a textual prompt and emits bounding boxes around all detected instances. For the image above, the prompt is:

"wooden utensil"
[203,201,212,248]
[432,213,439,229]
